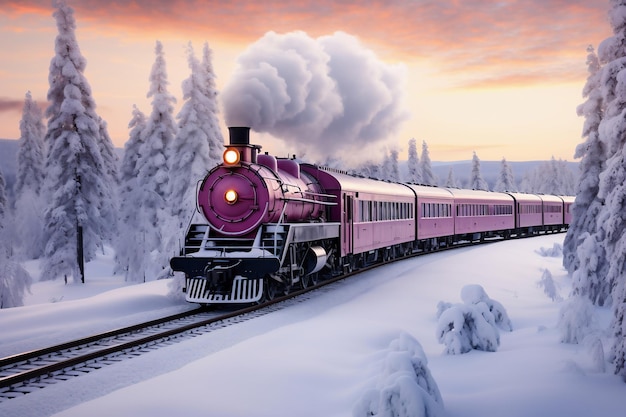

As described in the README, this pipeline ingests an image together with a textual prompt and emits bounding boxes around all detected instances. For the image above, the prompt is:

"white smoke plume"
[222,31,409,164]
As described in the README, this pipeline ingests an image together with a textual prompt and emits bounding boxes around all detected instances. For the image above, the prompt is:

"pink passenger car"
[540,194,566,228]
[506,192,543,233]
[447,189,515,239]
[404,184,455,241]
[301,166,416,259]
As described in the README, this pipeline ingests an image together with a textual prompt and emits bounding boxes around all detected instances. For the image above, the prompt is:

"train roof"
[403,183,455,199]
[538,194,565,204]
[505,192,543,204]
[444,188,514,203]
[304,165,414,198]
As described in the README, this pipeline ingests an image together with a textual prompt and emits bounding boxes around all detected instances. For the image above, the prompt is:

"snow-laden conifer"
[577,0,626,378]
[15,91,45,197]
[114,105,147,279]
[468,151,489,190]
[95,117,119,244]
[445,167,459,188]
[200,42,224,164]
[436,285,511,355]
[169,43,223,234]
[590,0,626,308]
[0,169,33,308]
[352,333,444,417]
[132,40,178,281]
[563,46,605,276]
[419,140,436,186]
[493,157,518,192]
[14,91,46,259]
[41,1,114,282]
[406,138,421,183]
[382,147,400,182]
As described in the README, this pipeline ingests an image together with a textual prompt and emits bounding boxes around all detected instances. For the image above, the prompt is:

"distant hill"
[416,160,579,189]
[0,138,578,196]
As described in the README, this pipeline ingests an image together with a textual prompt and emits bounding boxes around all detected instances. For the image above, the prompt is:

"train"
[170,127,574,305]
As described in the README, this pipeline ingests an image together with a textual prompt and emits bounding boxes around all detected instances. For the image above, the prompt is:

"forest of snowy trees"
[0,2,223,306]
[561,0,626,382]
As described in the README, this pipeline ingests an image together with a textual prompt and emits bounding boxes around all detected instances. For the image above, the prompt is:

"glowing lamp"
[223,148,240,166]
[224,189,238,204]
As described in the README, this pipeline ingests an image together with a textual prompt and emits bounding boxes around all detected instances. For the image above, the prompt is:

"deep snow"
[1,234,624,417]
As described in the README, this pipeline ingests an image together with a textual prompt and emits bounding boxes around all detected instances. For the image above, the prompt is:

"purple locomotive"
[170,127,573,305]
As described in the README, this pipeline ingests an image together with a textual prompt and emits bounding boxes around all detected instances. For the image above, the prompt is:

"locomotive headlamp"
[223,148,240,166]
[224,189,238,204]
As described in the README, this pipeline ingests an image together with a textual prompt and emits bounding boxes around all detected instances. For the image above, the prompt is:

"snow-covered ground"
[1,234,624,417]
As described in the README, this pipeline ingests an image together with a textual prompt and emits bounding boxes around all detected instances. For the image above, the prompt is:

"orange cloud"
[1,0,611,72]
[0,0,612,111]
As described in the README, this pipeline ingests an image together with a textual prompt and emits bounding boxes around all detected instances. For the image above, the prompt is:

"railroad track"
[0,232,559,403]
[0,270,354,403]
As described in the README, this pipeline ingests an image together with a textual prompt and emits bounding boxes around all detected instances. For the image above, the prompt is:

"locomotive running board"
[185,276,264,303]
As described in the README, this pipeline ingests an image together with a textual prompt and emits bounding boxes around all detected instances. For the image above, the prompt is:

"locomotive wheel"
[263,277,281,302]
[301,273,313,289]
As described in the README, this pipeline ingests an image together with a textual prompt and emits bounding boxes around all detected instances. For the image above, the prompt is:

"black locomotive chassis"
[170,256,281,280]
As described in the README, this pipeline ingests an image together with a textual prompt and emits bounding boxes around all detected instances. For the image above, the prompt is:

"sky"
[0,0,614,162]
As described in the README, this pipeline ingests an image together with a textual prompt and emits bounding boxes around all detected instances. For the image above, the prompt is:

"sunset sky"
[0,0,614,162]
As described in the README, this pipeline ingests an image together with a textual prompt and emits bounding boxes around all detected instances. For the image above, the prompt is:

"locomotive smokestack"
[228,126,250,145]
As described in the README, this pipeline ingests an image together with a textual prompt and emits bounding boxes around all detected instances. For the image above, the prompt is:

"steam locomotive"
[170,127,574,305]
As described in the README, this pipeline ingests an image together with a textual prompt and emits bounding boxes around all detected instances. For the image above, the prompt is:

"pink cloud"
[0,0,613,88]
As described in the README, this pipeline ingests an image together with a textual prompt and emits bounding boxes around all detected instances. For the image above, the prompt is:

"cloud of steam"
[221,31,409,164]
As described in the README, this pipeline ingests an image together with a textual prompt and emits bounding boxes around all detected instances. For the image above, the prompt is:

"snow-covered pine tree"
[41,1,114,282]
[387,147,400,182]
[15,91,45,197]
[132,40,178,281]
[355,160,382,179]
[588,0,626,377]
[540,157,562,195]
[0,169,33,308]
[95,117,119,245]
[563,46,605,277]
[407,137,421,183]
[169,43,223,236]
[445,167,459,188]
[419,140,437,185]
[113,105,147,279]
[469,151,489,190]
[200,42,224,164]
[493,157,518,192]
[14,91,46,259]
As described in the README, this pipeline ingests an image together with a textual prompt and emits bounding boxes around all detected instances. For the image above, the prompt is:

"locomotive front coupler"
[203,260,241,292]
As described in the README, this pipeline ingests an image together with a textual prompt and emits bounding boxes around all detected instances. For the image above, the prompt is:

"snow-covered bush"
[536,242,563,257]
[436,285,511,354]
[461,284,512,331]
[537,268,562,302]
[558,295,600,344]
[353,332,444,417]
